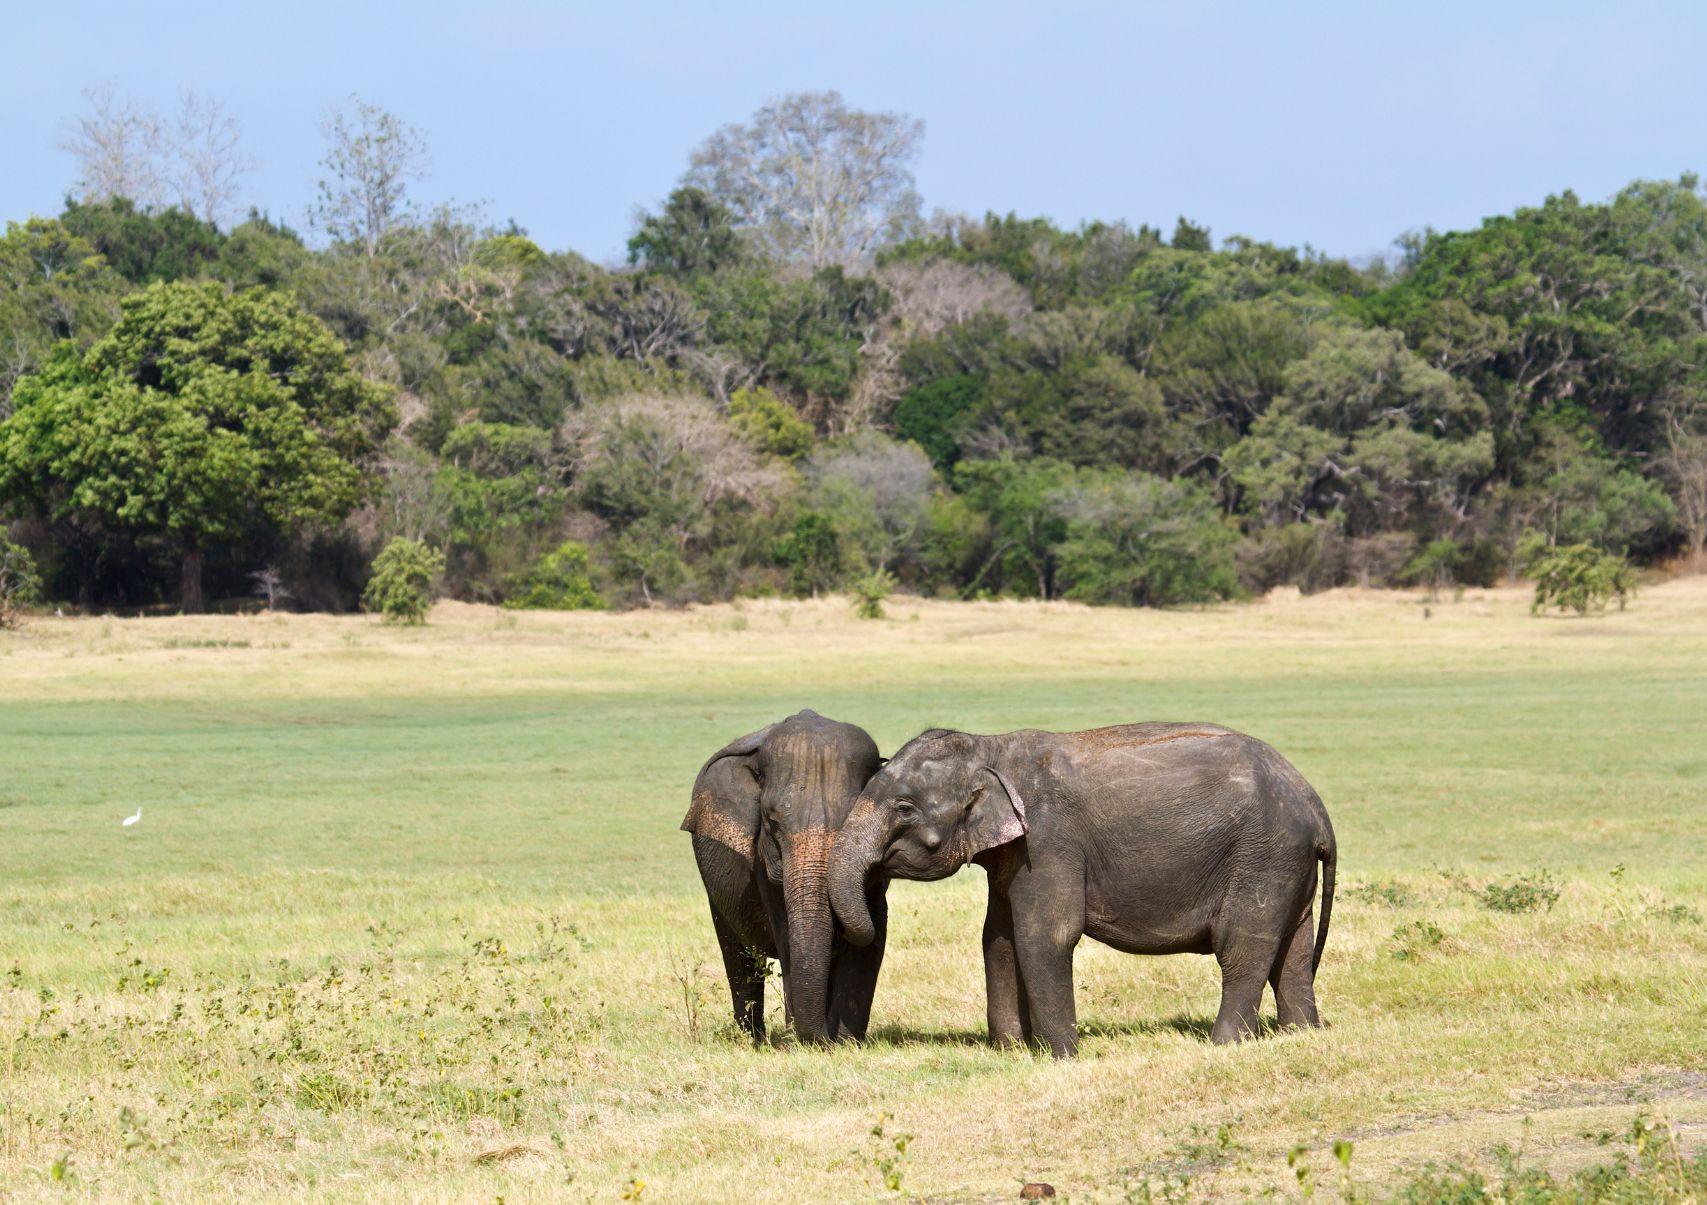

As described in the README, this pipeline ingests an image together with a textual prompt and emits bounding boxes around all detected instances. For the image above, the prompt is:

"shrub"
[893,374,982,469]
[1400,537,1462,601]
[775,512,843,598]
[1387,919,1447,961]
[1235,521,1347,595]
[1478,870,1560,913]
[0,530,40,629]
[503,542,604,611]
[1348,879,1415,909]
[1527,542,1638,614]
[727,387,814,461]
[1384,1113,1707,1203]
[362,538,445,625]
[1054,472,1239,607]
[851,569,895,620]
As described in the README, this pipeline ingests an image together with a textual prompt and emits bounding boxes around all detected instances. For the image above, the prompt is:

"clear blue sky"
[4,1,1704,264]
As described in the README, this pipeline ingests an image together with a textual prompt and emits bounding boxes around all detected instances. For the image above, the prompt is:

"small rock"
[1019,1185,1056,1200]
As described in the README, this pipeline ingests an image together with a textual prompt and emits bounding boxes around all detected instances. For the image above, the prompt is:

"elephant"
[828,722,1336,1057]
[682,710,888,1045]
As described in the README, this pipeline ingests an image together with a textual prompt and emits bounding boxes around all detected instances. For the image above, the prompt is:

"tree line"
[2,88,1704,615]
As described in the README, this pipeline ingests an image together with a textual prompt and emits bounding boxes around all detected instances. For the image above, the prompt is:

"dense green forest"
[3,90,1705,614]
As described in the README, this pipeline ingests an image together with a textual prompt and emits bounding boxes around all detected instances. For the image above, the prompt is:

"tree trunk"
[180,540,205,614]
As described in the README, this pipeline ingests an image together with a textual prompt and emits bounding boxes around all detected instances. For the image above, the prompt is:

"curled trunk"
[829,806,882,948]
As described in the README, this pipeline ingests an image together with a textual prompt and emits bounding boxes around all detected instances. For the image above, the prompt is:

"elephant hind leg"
[1210,922,1283,1045]
[1269,906,1321,1030]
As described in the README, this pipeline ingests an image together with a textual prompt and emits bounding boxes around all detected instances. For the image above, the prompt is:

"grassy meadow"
[1,582,1705,1201]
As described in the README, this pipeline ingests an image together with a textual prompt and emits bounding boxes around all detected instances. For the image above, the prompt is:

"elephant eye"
[894,800,918,821]
[748,766,764,786]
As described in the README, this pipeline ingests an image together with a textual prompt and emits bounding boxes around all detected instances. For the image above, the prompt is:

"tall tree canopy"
[684,91,923,269]
[0,282,394,609]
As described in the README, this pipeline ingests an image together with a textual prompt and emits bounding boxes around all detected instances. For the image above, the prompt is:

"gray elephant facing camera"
[683,709,887,1045]
[829,722,1336,1057]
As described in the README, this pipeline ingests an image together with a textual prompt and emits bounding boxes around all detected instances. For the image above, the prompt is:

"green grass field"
[2,583,1705,1201]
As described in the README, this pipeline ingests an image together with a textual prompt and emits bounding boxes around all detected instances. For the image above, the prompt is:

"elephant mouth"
[881,846,952,880]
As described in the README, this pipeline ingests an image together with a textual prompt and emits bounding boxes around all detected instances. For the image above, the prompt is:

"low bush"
[362,538,445,625]
[1479,869,1560,913]
[851,568,895,619]
[503,542,604,611]
[1387,919,1448,961]
[1527,541,1638,614]
[0,529,40,628]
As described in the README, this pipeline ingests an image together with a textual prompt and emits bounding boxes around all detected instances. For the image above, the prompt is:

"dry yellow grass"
[1,581,1704,1200]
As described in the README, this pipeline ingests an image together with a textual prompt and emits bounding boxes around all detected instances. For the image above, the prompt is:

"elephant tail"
[1312,827,1336,979]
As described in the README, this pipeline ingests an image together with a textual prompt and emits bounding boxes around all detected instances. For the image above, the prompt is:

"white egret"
[122,809,142,827]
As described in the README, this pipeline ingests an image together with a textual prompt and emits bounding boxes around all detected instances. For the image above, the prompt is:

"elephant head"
[830,729,1028,948]
[682,709,881,1042]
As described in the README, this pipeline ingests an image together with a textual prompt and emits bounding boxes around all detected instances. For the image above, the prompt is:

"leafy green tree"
[806,432,936,573]
[215,213,312,290]
[0,528,40,627]
[0,218,127,406]
[1400,538,1463,601]
[442,338,578,430]
[918,491,988,593]
[503,541,604,610]
[952,456,1075,598]
[728,386,814,460]
[1521,423,1676,554]
[694,268,886,421]
[1154,299,1321,452]
[1053,472,1238,606]
[435,421,568,593]
[980,355,1172,471]
[628,187,749,276]
[575,395,781,605]
[775,511,843,597]
[59,197,225,284]
[1367,191,1697,469]
[0,282,394,610]
[1224,410,1347,526]
[362,536,443,623]
[893,374,982,469]
[1226,326,1495,537]
[850,568,895,619]
[1527,542,1637,614]
[1171,216,1212,252]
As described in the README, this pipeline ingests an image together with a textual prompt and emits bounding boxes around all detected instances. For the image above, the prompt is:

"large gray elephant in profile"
[828,722,1336,1057]
[682,710,887,1045]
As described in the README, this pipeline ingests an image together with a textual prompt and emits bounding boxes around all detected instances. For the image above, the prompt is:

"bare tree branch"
[685,91,923,270]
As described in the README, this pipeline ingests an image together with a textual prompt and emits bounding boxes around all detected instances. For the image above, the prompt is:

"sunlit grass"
[1,582,1704,1199]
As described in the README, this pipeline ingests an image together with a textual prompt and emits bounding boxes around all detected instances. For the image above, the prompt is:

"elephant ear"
[963,765,1028,859]
[681,725,774,866]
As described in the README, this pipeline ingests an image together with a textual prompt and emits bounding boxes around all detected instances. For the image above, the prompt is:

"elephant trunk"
[829,802,884,949]
[781,831,835,1044]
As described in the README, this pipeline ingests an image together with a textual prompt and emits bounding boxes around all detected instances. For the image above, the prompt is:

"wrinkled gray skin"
[829,723,1336,1057]
[682,710,887,1045]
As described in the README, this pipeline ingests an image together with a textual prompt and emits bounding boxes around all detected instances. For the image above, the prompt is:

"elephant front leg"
[982,880,1031,1047]
[827,887,887,1041]
[709,905,768,1044]
[1010,875,1085,1058]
